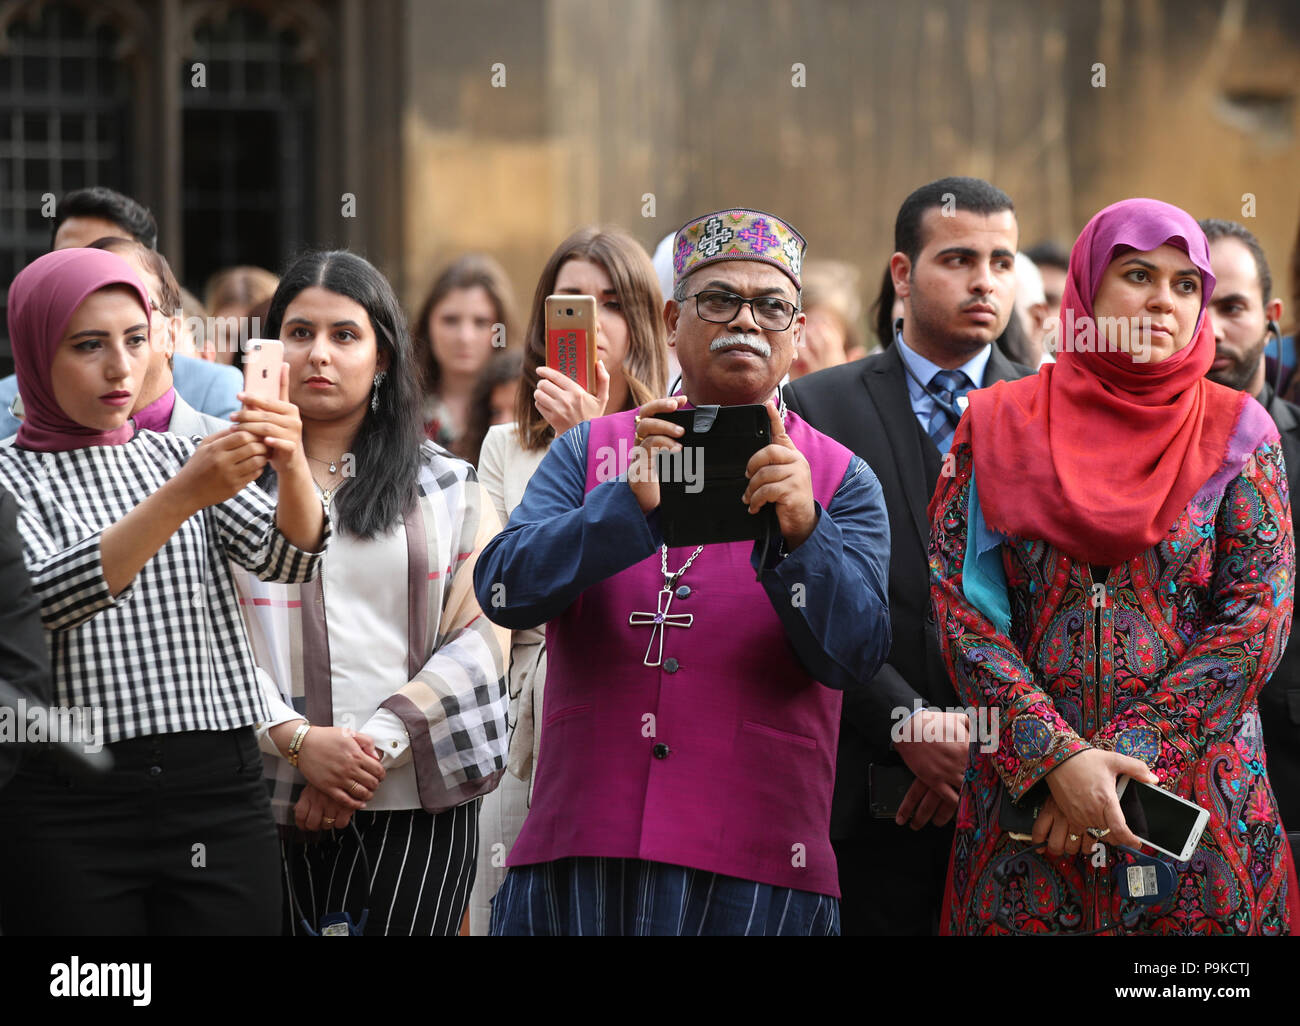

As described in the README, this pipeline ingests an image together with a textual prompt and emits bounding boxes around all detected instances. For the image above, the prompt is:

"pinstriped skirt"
[280,802,478,936]
[490,857,839,936]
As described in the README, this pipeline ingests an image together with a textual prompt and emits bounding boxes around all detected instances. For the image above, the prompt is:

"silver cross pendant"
[628,588,694,667]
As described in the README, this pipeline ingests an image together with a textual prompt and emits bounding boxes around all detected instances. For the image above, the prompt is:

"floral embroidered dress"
[929,407,1295,935]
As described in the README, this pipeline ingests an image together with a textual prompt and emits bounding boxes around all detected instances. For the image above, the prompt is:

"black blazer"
[1259,384,1300,831]
[0,485,53,789]
[785,343,1033,837]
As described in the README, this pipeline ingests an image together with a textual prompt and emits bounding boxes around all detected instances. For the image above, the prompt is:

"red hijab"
[966,198,1253,566]
[9,249,152,452]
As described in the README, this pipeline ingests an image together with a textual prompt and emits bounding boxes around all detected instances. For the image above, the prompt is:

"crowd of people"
[0,177,1296,936]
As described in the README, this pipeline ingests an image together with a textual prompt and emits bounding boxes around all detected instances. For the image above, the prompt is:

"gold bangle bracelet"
[287,722,311,767]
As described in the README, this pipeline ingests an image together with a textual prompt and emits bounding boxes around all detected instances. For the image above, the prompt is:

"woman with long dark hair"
[233,250,510,935]
[0,247,326,935]
[468,225,669,933]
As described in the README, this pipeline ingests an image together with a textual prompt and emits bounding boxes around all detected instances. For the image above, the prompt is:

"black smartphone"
[655,403,778,547]
[999,779,1050,840]
[869,763,915,819]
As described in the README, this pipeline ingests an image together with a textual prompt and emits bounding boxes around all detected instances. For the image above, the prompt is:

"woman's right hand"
[535,362,610,436]
[170,427,269,511]
[1044,747,1158,850]
[295,726,386,808]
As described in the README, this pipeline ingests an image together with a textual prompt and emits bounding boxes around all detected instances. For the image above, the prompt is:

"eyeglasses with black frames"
[685,289,798,331]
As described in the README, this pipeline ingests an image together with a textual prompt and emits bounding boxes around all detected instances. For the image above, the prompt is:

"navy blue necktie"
[927,369,972,445]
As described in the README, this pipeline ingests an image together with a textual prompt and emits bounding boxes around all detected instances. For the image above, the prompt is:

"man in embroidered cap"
[474,209,892,935]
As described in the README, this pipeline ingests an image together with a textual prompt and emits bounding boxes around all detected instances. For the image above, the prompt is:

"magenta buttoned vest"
[506,407,854,896]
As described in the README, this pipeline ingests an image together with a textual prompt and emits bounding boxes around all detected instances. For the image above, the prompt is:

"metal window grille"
[181,5,314,292]
[0,1,131,368]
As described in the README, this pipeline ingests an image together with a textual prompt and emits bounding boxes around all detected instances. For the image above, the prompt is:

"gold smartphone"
[544,295,598,394]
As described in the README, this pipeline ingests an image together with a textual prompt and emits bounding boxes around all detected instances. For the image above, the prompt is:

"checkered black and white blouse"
[0,430,328,745]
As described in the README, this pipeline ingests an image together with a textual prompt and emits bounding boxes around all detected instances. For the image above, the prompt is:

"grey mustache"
[709,334,771,357]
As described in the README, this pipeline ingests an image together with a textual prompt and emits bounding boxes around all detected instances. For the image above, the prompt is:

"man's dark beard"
[1207,347,1265,395]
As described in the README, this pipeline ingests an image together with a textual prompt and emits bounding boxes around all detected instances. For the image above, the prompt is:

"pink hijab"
[963,198,1257,565]
[9,248,152,452]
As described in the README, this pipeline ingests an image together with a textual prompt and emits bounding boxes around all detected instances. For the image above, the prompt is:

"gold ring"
[323,817,335,827]
[1068,833,1080,842]
[349,780,363,796]
[1091,827,1111,838]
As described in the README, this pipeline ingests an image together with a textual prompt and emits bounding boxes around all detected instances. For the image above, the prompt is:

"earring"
[371,370,387,412]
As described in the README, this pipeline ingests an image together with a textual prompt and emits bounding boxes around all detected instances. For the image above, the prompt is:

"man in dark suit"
[1199,218,1299,859]
[785,177,1033,933]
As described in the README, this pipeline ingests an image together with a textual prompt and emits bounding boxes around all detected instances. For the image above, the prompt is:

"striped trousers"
[490,856,841,936]
[280,801,479,936]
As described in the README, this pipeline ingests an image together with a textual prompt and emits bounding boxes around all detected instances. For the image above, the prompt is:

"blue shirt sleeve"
[473,421,664,630]
[474,431,894,693]
[753,454,893,691]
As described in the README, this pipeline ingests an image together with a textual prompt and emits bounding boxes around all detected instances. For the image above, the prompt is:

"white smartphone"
[1115,777,1210,862]
[242,339,284,403]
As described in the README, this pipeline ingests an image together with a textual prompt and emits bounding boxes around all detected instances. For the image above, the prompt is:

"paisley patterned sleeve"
[928,420,1091,801]
[1091,439,1294,786]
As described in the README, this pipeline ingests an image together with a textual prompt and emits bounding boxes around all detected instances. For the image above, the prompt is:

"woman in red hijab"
[0,248,327,935]
[930,198,1296,934]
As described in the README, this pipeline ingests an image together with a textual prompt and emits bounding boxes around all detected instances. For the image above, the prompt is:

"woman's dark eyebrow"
[68,323,148,339]
[1119,256,1198,278]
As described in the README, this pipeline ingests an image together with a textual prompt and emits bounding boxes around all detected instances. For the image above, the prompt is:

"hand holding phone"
[1043,747,1156,850]
[740,401,817,550]
[655,402,775,546]
[231,341,303,476]
[628,395,687,515]
[534,362,610,437]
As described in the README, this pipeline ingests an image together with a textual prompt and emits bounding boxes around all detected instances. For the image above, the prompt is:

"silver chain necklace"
[307,453,344,475]
[628,544,704,668]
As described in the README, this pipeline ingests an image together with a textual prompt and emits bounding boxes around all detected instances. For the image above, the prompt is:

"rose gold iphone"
[242,339,284,404]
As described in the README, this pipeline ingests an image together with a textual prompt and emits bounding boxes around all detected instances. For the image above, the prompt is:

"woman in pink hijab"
[930,199,1296,935]
[0,248,327,935]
